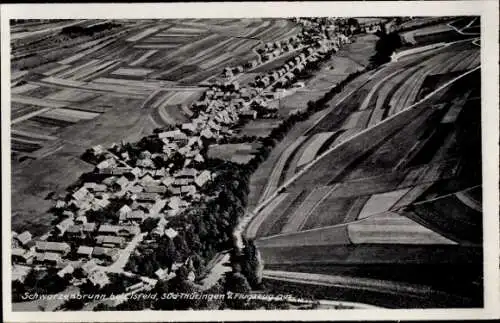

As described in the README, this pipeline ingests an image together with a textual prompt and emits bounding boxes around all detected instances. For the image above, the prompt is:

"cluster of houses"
[12,17,354,297]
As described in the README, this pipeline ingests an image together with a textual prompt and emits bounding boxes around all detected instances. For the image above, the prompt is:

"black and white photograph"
[1,1,499,322]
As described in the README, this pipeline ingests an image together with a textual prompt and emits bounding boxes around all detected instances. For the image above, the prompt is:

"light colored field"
[402,24,453,44]
[58,39,117,65]
[198,52,234,69]
[127,27,160,42]
[357,189,411,219]
[413,24,453,37]
[11,83,40,94]
[12,120,60,136]
[161,90,202,106]
[163,34,221,61]
[256,224,351,248]
[45,89,99,103]
[41,108,100,123]
[259,136,308,202]
[11,70,28,80]
[241,20,272,37]
[341,110,370,130]
[129,50,158,66]
[55,59,101,79]
[41,76,86,88]
[239,119,282,138]
[368,68,417,127]
[296,132,337,168]
[246,193,290,238]
[11,95,68,108]
[42,64,71,76]
[133,44,180,49]
[280,91,329,116]
[348,212,456,244]
[167,26,207,34]
[231,154,255,164]
[207,143,256,159]
[391,184,434,210]
[356,17,387,24]
[111,67,154,77]
[86,82,150,96]
[281,185,336,234]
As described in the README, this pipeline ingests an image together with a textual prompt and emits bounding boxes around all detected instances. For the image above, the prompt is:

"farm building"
[96,235,126,248]
[97,224,139,237]
[77,246,94,258]
[35,241,71,255]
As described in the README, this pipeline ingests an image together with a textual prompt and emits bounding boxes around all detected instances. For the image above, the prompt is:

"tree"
[224,269,252,309]
[140,217,159,233]
[240,239,263,288]
[152,280,170,310]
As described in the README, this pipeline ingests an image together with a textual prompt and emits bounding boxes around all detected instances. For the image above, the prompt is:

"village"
[11,17,360,309]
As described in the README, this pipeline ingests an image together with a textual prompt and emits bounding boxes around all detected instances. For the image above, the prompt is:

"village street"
[97,233,146,273]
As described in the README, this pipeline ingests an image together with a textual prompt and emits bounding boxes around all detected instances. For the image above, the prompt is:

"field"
[207,143,262,164]
[236,119,283,138]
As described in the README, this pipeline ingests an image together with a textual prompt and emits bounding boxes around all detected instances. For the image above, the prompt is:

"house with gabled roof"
[73,187,89,201]
[148,199,167,216]
[16,231,32,247]
[201,128,215,139]
[35,252,63,266]
[113,176,130,191]
[36,241,71,255]
[56,218,75,234]
[143,185,167,194]
[162,176,175,188]
[165,228,179,239]
[96,235,126,248]
[169,186,182,196]
[98,224,139,237]
[181,185,197,196]
[91,198,110,211]
[57,264,74,278]
[118,205,132,218]
[134,192,160,202]
[126,210,146,223]
[195,170,212,188]
[175,168,197,178]
[158,129,188,141]
[77,246,94,259]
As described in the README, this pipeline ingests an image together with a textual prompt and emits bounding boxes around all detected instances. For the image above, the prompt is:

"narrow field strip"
[129,50,158,66]
[281,186,335,234]
[246,193,290,238]
[259,136,309,203]
[357,188,411,219]
[11,129,58,141]
[296,132,337,168]
[127,27,160,42]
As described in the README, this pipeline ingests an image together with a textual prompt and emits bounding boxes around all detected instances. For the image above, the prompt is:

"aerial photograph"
[9,16,482,311]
